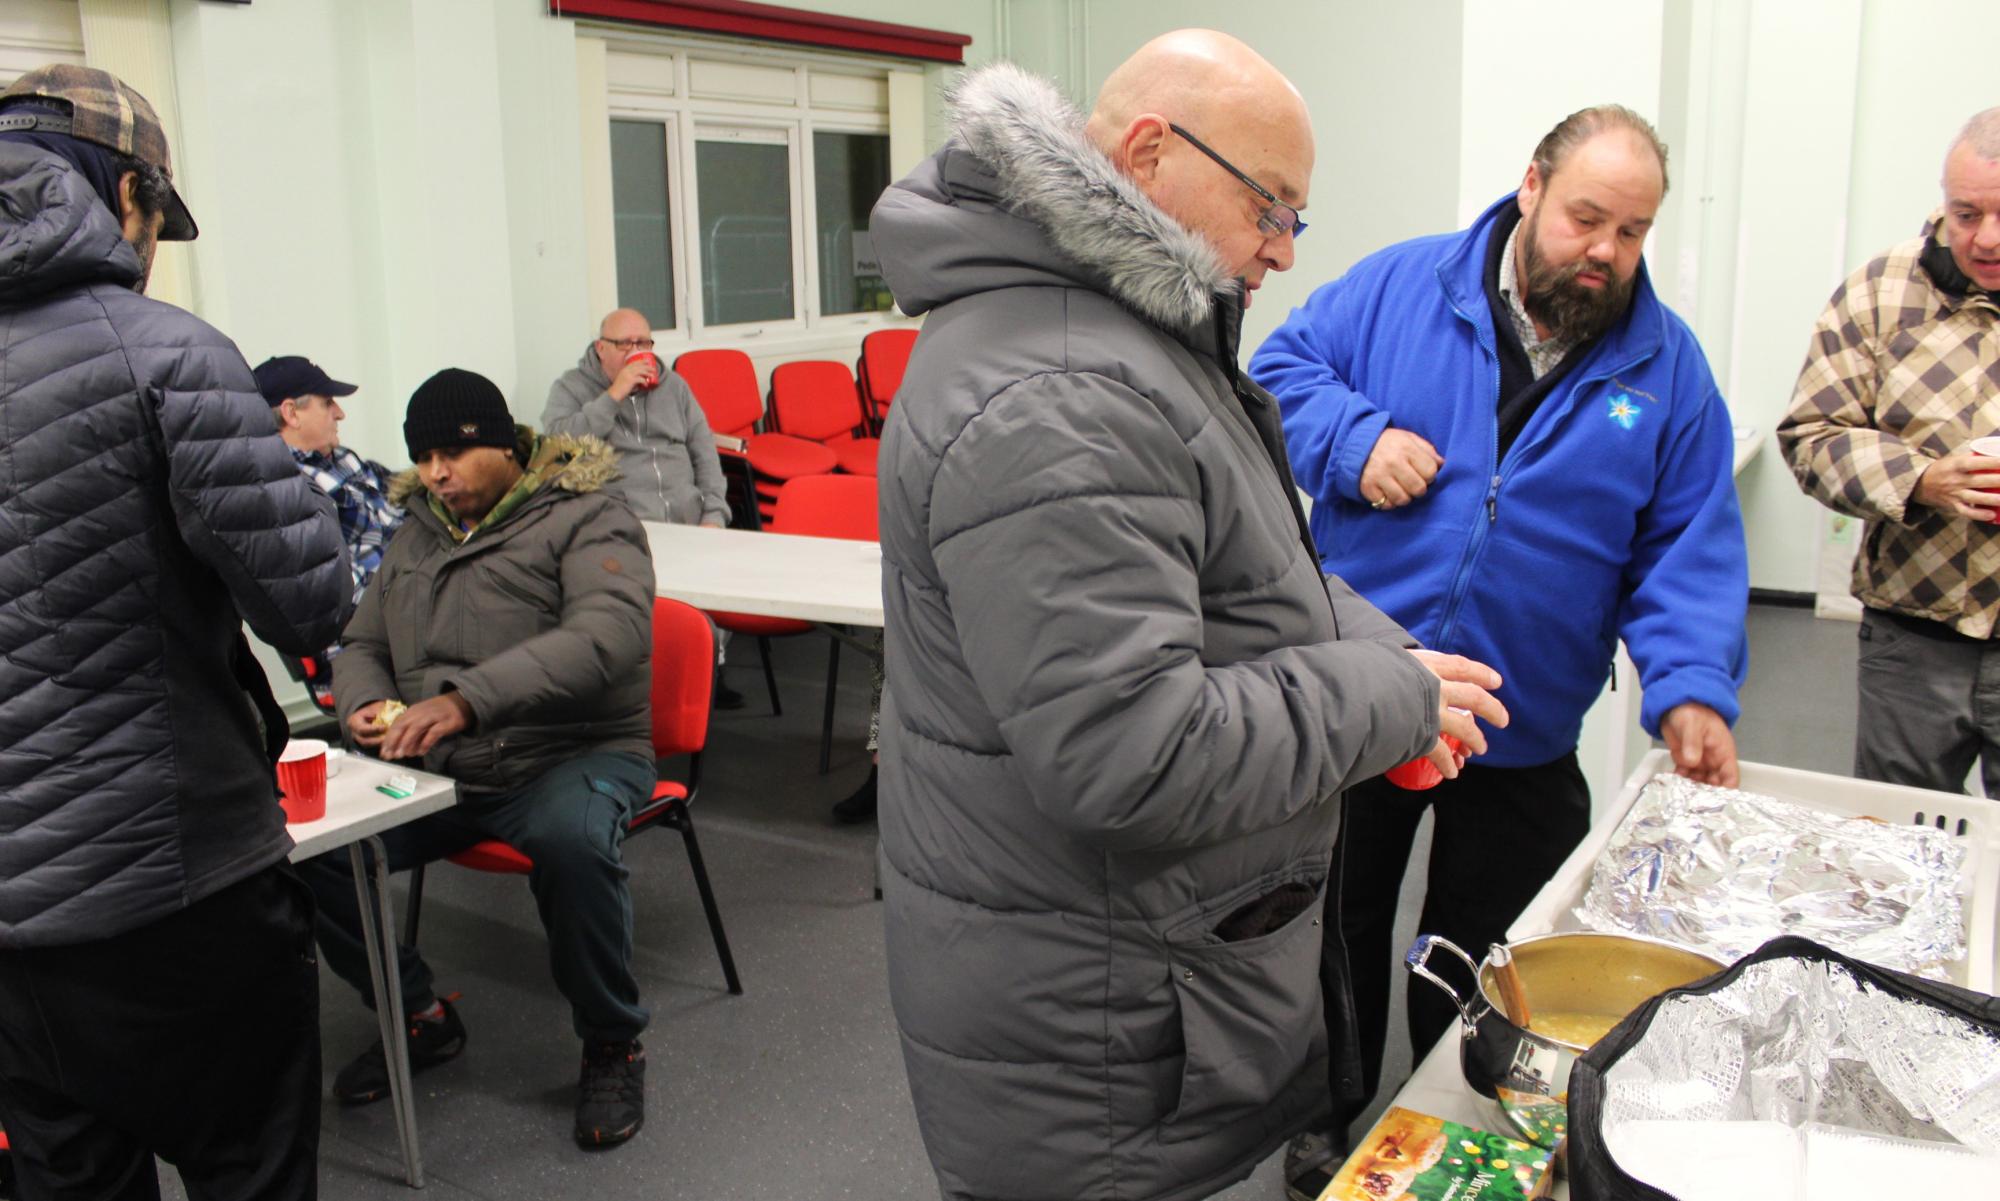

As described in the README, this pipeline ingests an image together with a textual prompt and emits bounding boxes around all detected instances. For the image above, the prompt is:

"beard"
[1519,211,1634,344]
[129,227,158,295]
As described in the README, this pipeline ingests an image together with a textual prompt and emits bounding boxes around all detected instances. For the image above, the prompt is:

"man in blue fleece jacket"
[1250,105,1747,1153]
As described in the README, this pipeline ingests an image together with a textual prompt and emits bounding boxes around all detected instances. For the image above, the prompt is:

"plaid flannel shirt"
[292,446,404,607]
[1777,213,2000,636]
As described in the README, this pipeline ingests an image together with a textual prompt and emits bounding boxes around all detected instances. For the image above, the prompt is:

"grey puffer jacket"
[872,66,1442,1201]
[334,431,655,794]
[542,346,730,527]
[0,143,350,949]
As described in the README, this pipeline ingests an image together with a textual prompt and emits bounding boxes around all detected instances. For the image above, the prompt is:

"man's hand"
[379,693,475,761]
[1912,452,2000,521]
[1662,702,1738,788]
[347,700,390,749]
[1409,649,1509,780]
[606,357,658,403]
[1361,428,1444,510]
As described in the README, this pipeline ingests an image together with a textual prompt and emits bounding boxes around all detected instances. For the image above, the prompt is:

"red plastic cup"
[276,738,329,823]
[624,349,661,391]
[1384,734,1464,791]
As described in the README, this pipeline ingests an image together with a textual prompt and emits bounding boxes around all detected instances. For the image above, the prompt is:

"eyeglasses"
[599,336,656,352]
[1166,123,1308,242]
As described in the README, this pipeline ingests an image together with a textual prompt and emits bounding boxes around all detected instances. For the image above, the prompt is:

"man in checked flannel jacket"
[1778,107,2000,795]
[257,354,406,709]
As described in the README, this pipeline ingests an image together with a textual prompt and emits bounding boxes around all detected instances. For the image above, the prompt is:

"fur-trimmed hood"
[387,426,620,508]
[871,63,1234,332]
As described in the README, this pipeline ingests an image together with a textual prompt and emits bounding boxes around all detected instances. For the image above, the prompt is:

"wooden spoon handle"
[1490,943,1533,1029]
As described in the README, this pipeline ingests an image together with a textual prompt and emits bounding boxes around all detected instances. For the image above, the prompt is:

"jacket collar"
[388,427,621,542]
[1917,211,1999,313]
[944,63,1237,332]
[1436,193,1667,370]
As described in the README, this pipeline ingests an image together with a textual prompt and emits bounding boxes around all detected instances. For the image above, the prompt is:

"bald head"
[598,307,650,340]
[594,307,654,380]
[1084,30,1313,297]
[1087,31,1309,166]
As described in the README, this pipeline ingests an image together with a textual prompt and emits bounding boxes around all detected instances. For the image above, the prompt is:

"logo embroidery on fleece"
[1607,393,1641,431]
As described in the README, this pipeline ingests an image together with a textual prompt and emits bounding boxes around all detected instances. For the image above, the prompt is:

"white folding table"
[286,754,457,1189]
[642,522,884,629]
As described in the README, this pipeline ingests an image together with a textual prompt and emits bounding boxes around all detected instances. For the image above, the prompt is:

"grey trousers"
[1854,609,2000,798]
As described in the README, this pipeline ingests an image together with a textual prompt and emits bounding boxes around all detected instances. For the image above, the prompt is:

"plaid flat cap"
[0,63,197,240]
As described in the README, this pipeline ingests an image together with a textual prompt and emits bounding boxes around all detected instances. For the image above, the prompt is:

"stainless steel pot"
[1405,931,1725,1149]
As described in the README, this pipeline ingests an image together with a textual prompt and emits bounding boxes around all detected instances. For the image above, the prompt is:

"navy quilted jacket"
[0,142,350,949]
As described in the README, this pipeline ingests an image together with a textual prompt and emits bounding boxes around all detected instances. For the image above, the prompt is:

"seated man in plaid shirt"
[257,354,405,709]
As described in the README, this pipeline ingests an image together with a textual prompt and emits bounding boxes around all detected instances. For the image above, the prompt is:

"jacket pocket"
[1158,874,1328,1142]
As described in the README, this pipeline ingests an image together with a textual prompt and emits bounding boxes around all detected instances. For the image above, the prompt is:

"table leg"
[350,838,425,1188]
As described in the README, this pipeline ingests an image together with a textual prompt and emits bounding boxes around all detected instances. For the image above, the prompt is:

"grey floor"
[156,602,1857,1200]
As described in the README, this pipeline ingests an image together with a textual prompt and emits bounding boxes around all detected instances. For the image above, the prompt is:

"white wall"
[993,0,1466,357]
[1456,2,1665,227]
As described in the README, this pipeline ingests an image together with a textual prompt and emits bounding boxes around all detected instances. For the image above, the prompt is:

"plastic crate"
[1509,749,1999,993]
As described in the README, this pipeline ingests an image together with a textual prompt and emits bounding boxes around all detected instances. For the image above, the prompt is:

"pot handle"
[1404,933,1481,1039]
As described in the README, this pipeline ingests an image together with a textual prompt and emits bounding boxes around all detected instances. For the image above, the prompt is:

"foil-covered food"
[1577,774,1966,978]
[1599,957,2000,1189]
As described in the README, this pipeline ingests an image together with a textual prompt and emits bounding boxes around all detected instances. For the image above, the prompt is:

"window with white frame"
[0,0,85,87]
[601,39,899,342]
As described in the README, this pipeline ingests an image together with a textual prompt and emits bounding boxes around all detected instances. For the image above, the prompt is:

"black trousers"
[0,864,320,1201]
[1326,754,1590,1132]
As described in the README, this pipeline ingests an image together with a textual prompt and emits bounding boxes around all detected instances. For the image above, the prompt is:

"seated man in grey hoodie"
[544,306,743,707]
[544,307,731,529]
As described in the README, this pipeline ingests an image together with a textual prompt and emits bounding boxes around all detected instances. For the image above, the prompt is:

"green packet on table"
[1323,1106,1555,1201]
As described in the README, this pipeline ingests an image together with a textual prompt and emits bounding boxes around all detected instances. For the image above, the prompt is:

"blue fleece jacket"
[1249,195,1748,769]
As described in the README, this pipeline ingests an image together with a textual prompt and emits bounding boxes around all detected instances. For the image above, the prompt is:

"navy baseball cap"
[253,356,358,406]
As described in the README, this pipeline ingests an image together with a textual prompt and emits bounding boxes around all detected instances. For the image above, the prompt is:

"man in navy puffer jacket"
[0,66,348,1198]
[1251,105,1747,1170]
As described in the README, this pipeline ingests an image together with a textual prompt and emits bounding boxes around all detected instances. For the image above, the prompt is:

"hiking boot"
[332,996,467,1105]
[1282,1129,1344,1201]
[574,1039,646,1148]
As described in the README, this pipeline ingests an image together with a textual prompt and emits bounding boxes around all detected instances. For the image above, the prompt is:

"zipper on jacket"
[641,395,667,517]
[1430,293,1505,652]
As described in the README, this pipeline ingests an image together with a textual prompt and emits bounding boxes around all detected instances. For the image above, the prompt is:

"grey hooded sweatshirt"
[542,345,731,527]
[872,65,1443,1201]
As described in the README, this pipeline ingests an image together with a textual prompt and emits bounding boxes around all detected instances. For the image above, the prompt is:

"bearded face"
[1518,202,1637,345]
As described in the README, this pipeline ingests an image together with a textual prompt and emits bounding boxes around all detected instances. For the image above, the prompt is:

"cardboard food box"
[1322,1106,1555,1201]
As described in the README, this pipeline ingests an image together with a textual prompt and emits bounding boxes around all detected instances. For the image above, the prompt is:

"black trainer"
[712,677,746,711]
[575,1039,646,1148]
[1282,1129,1344,1201]
[332,996,467,1105]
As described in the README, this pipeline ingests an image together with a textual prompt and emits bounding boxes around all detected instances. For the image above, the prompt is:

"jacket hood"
[0,143,144,303]
[872,63,1233,332]
[573,341,612,390]
[387,427,621,508]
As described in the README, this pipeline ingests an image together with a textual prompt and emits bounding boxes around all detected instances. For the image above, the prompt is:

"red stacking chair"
[674,348,836,526]
[709,474,879,774]
[401,596,742,996]
[767,360,879,478]
[856,327,917,434]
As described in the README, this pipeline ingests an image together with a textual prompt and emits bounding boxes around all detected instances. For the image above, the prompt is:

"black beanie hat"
[404,368,516,461]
